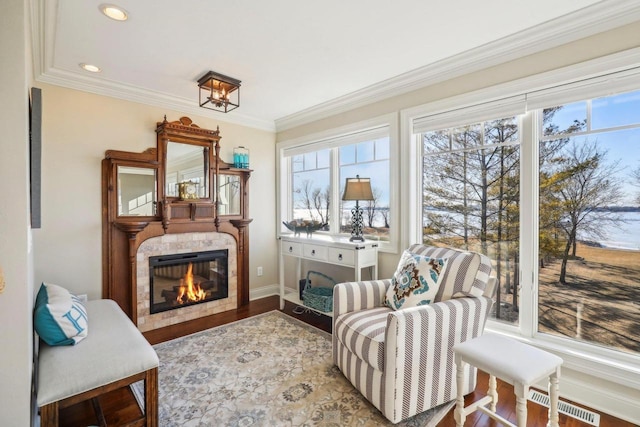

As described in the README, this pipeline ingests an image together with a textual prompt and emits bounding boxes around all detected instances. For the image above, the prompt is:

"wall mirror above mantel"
[117,165,157,217]
[165,141,209,199]
[218,173,241,216]
[157,116,218,205]
[102,116,254,321]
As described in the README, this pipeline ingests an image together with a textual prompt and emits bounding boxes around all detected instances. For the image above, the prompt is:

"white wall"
[0,0,35,425]
[32,83,277,300]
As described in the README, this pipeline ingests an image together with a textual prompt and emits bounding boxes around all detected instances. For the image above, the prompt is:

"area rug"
[133,310,454,426]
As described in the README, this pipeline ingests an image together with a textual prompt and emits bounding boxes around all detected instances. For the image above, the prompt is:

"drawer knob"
[311,249,316,256]
[338,253,343,260]
[288,246,293,252]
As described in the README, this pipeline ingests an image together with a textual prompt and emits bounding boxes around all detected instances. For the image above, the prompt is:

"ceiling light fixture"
[100,4,128,21]
[197,71,241,113]
[80,63,101,73]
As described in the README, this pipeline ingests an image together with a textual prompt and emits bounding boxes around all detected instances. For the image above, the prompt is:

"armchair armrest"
[332,279,390,368]
[382,295,493,419]
[333,279,391,318]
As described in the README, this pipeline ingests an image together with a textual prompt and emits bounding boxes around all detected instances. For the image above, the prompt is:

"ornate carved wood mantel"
[102,117,252,324]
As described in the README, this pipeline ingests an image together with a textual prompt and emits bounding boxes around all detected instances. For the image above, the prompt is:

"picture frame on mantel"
[29,87,42,229]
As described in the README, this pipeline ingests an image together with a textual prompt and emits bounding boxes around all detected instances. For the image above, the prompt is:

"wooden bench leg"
[91,397,107,427]
[145,367,158,427]
[40,402,59,427]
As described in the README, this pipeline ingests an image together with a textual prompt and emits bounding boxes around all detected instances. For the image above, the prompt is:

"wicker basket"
[302,270,336,313]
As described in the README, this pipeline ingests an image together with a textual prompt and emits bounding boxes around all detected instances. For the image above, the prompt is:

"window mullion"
[519,110,538,338]
[329,148,341,235]
[286,157,293,222]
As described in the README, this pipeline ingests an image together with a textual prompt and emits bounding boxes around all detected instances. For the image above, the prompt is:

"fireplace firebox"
[149,250,228,314]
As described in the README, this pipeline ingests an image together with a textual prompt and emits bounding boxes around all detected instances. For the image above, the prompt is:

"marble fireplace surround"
[136,232,237,332]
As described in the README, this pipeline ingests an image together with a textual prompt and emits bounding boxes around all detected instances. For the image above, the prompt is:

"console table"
[279,234,379,317]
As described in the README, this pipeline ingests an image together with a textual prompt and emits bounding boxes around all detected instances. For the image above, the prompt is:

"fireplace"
[149,249,228,314]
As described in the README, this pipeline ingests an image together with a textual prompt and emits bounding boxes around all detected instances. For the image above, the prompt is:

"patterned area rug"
[133,310,454,426]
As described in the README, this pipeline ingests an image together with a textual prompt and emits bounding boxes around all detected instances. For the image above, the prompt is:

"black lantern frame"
[197,71,241,113]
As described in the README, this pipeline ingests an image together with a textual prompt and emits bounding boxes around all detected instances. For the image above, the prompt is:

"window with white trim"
[418,106,523,326]
[537,89,640,354]
[278,117,397,250]
[339,138,390,238]
[411,70,640,357]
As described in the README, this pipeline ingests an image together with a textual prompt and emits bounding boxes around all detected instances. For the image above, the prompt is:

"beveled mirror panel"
[218,174,241,215]
[165,141,209,198]
[117,166,157,217]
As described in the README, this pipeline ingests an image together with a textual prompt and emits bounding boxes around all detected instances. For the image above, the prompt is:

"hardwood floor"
[57,296,634,426]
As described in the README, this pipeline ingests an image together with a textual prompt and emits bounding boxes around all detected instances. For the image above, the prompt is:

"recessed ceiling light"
[80,63,101,73]
[100,4,128,21]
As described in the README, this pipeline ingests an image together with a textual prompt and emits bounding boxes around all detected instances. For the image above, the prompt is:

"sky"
[543,90,640,205]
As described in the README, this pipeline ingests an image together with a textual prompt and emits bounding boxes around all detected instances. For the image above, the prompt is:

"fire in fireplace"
[149,250,228,314]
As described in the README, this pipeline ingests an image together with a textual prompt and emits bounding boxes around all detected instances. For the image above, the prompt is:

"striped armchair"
[332,244,495,424]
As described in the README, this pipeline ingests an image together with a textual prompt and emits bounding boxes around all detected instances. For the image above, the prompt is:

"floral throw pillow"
[385,251,448,310]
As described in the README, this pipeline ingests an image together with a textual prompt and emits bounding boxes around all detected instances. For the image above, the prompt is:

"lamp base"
[349,202,366,243]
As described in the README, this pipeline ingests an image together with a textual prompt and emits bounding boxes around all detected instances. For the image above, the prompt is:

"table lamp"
[341,175,374,242]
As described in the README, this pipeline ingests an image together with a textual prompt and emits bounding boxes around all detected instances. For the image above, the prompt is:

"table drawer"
[281,241,303,256]
[328,247,355,266]
[303,244,328,261]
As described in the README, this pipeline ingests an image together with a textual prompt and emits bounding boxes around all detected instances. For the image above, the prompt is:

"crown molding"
[30,0,640,134]
[36,67,275,131]
[275,0,640,132]
[28,0,275,132]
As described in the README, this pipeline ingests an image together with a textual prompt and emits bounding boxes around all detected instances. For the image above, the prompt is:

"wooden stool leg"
[40,402,59,427]
[547,367,561,427]
[145,367,159,427]
[454,355,466,427]
[91,397,107,427]
[514,382,528,427]
[488,374,498,412]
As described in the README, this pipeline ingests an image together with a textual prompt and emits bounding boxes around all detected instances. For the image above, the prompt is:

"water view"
[583,211,640,250]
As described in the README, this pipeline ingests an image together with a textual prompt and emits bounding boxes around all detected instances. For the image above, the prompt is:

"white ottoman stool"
[453,335,563,427]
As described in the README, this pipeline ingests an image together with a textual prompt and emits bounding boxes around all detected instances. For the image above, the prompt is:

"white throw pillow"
[385,250,448,310]
[34,283,88,346]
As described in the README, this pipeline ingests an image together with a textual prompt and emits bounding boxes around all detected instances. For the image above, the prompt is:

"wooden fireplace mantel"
[101,117,252,324]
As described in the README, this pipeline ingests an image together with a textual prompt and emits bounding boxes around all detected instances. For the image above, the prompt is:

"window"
[291,149,330,225]
[413,78,640,359]
[278,115,397,251]
[538,89,640,354]
[421,116,521,325]
[339,138,390,240]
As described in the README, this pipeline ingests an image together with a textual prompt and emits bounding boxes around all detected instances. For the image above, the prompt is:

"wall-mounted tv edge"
[30,87,42,229]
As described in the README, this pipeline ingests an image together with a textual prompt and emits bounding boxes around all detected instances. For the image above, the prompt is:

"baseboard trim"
[249,284,280,301]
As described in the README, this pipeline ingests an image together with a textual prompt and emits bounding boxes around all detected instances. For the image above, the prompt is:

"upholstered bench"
[453,334,563,427]
[37,299,159,426]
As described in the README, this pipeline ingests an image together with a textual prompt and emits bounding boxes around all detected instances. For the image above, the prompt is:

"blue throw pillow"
[34,283,88,346]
